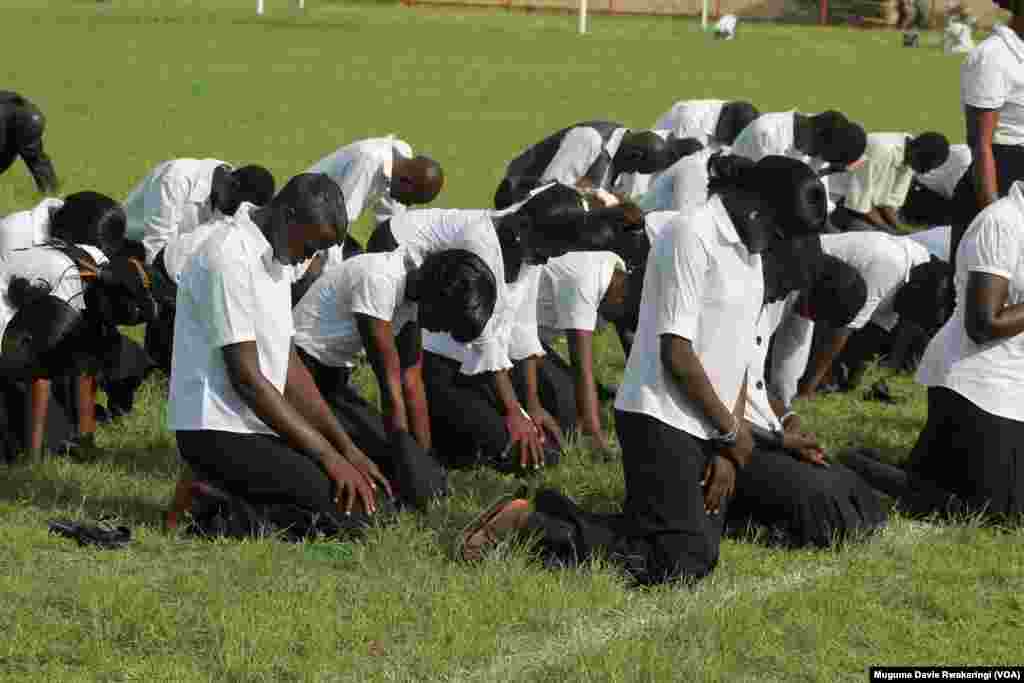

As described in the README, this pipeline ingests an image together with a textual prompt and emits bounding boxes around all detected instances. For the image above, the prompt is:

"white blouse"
[961,26,1024,147]
[917,181,1024,422]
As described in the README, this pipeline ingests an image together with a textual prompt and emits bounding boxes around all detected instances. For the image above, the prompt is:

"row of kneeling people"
[2,99,1021,586]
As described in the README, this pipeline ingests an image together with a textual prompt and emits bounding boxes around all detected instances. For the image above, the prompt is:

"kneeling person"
[293,248,497,508]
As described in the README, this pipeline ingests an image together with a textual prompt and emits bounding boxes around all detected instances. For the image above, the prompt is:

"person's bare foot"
[459,498,531,562]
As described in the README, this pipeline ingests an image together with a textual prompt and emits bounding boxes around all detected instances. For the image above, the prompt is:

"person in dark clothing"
[0,91,58,194]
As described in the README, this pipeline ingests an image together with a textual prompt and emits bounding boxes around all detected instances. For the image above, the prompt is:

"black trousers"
[901,180,956,226]
[845,387,1024,520]
[175,429,389,539]
[421,351,566,473]
[728,448,887,547]
[528,410,727,586]
[297,347,448,510]
[950,144,1024,272]
[830,206,899,235]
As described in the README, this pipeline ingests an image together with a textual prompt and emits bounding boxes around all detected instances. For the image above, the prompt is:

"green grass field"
[2,2,1023,681]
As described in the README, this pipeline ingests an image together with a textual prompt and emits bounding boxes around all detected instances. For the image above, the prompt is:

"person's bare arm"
[222,341,380,513]
[567,329,609,447]
[520,355,565,449]
[966,107,1001,212]
[796,327,853,399]
[861,208,892,229]
[494,368,544,468]
[397,321,432,451]
[878,206,903,229]
[660,335,753,469]
[356,314,409,435]
[964,271,1024,345]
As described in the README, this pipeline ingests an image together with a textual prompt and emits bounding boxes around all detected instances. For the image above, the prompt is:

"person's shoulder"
[343,251,405,285]
[963,33,1010,70]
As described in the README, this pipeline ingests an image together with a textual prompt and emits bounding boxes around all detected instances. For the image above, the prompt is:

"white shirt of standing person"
[537,251,625,345]
[821,231,932,332]
[540,126,629,187]
[0,243,107,346]
[652,101,727,151]
[122,158,229,266]
[301,136,415,275]
[915,143,971,200]
[614,195,763,440]
[917,180,1024,422]
[0,197,64,256]
[387,207,511,375]
[292,250,418,369]
[961,25,1024,147]
[168,203,294,436]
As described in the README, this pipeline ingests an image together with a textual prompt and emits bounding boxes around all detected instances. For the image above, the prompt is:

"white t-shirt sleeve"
[508,266,545,362]
[654,225,710,342]
[200,256,260,349]
[348,265,400,323]
[142,171,190,265]
[540,127,604,185]
[844,158,880,214]
[963,213,1022,280]
[962,45,1009,110]
[338,154,381,223]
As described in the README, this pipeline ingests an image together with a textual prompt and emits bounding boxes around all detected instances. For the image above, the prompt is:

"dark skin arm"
[397,321,432,451]
[964,271,1024,345]
[796,327,852,399]
[222,340,385,515]
[567,329,611,449]
[520,355,566,451]
[494,368,544,469]
[959,107,1001,270]
[356,315,432,450]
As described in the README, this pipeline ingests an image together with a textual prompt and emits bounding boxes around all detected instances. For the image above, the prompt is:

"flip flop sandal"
[48,518,132,549]
[457,486,528,562]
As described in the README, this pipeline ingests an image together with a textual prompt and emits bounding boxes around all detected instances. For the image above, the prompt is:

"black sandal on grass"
[48,518,132,549]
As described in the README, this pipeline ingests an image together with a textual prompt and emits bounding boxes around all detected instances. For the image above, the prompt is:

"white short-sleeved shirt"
[916,144,971,200]
[506,264,544,362]
[908,225,952,261]
[731,111,833,204]
[644,210,680,244]
[917,181,1024,421]
[537,251,625,343]
[292,251,417,369]
[122,158,228,265]
[0,197,64,256]
[844,133,914,214]
[961,26,1024,147]
[746,299,790,431]
[0,245,94,345]
[615,196,763,439]
[637,149,715,214]
[821,231,932,332]
[653,100,727,150]
[168,204,295,435]
[389,207,509,374]
[767,293,815,409]
[540,127,629,188]
[306,136,414,227]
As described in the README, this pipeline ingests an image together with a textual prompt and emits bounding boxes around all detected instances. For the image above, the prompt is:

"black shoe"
[48,518,131,549]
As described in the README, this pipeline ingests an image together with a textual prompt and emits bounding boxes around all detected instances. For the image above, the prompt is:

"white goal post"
[257,0,305,15]
[577,0,711,35]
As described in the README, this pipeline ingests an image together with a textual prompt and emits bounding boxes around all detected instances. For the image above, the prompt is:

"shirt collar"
[384,136,414,183]
[708,195,742,245]
[1009,180,1024,210]
[994,24,1024,64]
[234,203,284,276]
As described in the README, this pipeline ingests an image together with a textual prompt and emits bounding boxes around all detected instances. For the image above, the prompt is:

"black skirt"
[905,386,1024,518]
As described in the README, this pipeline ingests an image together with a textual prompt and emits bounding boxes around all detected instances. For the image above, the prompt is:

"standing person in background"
[652,100,760,153]
[122,158,275,374]
[950,1,1024,280]
[0,91,58,194]
[899,0,932,47]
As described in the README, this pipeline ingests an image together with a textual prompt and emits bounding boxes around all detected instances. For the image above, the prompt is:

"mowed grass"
[2,2,1023,681]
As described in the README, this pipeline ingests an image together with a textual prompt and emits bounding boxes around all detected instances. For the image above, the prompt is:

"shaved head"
[392,155,444,205]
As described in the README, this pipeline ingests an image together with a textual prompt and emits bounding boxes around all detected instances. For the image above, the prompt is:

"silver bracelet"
[780,410,797,426]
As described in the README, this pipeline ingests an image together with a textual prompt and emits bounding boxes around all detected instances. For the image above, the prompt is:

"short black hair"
[807,255,867,328]
[909,132,951,174]
[232,165,276,207]
[617,130,672,174]
[415,249,497,344]
[49,191,126,258]
[666,136,705,165]
[815,112,866,167]
[717,101,760,145]
[272,173,349,243]
[894,257,953,334]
